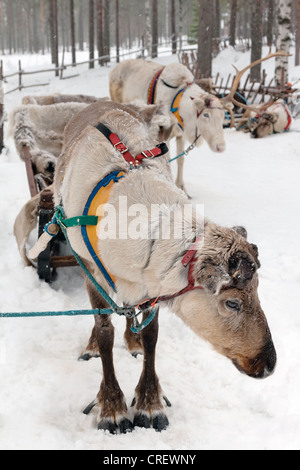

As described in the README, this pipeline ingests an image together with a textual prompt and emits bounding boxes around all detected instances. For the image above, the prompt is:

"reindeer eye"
[225,300,241,312]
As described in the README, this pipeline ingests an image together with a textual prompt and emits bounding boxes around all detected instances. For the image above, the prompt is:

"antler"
[223,49,291,113]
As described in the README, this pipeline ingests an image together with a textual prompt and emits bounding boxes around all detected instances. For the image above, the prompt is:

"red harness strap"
[138,237,204,311]
[95,122,169,167]
[283,104,292,131]
[181,236,203,289]
[148,68,164,105]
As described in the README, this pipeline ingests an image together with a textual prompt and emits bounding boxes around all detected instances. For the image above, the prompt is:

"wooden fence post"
[0,60,4,153]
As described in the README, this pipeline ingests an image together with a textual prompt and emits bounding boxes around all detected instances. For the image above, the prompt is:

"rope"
[0,306,156,322]
[168,134,201,163]
[1,205,158,333]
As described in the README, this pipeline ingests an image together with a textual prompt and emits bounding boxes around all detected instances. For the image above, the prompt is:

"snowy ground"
[0,47,300,450]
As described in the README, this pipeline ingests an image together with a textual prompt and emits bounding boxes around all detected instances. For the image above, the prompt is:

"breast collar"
[170,88,185,131]
[81,123,169,291]
[148,68,165,105]
[147,69,194,131]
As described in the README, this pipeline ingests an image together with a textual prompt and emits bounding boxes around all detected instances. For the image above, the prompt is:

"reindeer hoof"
[133,412,151,429]
[131,351,142,358]
[119,418,134,434]
[153,413,169,432]
[82,399,97,415]
[98,419,118,434]
[78,352,100,361]
[163,395,172,407]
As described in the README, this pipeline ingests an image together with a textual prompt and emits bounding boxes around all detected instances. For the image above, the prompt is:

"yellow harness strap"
[82,171,125,291]
[170,88,184,130]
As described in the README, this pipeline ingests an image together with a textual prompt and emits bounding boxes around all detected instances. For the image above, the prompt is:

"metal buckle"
[142,149,154,159]
[114,141,128,154]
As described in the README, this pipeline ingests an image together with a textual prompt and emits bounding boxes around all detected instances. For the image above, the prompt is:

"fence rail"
[0,41,188,95]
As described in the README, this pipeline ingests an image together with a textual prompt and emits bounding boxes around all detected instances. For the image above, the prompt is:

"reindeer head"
[180,86,227,153]
[175,225,276,379]
[138,103,177,142]
[251,112,277,138]
[127,101,177,143]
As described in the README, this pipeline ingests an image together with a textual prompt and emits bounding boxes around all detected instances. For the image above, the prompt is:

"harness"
[282,104,292,131]
[147,68,194,131]
[147,68,164,105]
[237,103,292,133]
[170,88,185,131]
[95,122,168,167]
[16,121,204,332]
[81,170,125,292]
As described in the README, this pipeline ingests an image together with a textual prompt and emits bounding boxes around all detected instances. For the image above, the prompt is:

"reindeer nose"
[252,338,277,379]
[216,143,225,153]
[262,339,277,378]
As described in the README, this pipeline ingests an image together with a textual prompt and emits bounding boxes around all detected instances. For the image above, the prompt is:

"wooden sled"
[13,93,98,282]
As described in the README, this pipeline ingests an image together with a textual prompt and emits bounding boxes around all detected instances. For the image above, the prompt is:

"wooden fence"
[0,42,179,95]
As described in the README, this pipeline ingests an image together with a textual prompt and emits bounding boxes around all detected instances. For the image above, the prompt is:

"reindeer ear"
[150,104,177,142]
[138,104,158,122]
[194,256,231,295]
[232,226,248,239]
[191,96,205,110]
[261,112,276,123]
[250,244,260,268]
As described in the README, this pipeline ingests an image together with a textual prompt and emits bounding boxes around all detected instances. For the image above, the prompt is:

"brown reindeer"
[44,99,277,434]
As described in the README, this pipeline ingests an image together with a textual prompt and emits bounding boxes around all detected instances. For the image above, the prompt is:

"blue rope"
[0,305,159,333]
[168,151,186,163]
[0,309,102,318]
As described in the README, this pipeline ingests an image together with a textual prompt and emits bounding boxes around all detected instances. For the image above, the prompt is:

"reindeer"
[236,99,292,137]
[222,52,292,137]
[44,99,276,434]
[109,52,288,193]
[109,59,231,194]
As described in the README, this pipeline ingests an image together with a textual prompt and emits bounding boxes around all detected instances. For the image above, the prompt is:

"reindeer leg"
[83,279,133,434]
[78,325,100,361]
[175,137,191,198]
[124,317,143,357]
[175,137,185,190]
[133,307,169,432]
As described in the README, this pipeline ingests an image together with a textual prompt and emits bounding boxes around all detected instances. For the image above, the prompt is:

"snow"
[0,46,300,450]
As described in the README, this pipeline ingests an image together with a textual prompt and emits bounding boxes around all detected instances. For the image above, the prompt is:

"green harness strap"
[54,205,158,333]
[0,205,157,334]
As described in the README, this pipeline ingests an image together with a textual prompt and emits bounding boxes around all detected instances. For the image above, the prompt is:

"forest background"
[0,0,299,83]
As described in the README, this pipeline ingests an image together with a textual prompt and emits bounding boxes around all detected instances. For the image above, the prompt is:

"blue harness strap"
[81,171,124,293]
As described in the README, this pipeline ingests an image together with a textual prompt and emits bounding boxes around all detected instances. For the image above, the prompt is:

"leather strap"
[95,122,168,167]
